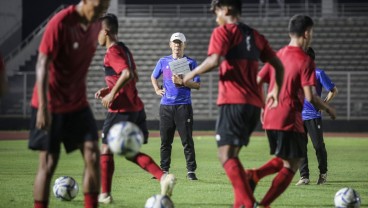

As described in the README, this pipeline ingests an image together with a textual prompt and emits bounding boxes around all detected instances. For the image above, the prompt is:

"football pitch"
[0,134,367,208]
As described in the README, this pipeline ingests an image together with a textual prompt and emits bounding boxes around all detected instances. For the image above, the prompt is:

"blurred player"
[95,13,176,204]
[183,0,284,207]
[296,47,338,185]
[28,0,110,208]
[248,15,336,208]
[151,32,200,180]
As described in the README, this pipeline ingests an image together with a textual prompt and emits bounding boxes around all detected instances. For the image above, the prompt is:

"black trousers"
[159,104,197,172]
[299,118,328,178]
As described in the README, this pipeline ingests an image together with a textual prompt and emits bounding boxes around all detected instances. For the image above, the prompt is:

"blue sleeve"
[190,60,200,83]
[152,59,163,79]
[318,70,335,91]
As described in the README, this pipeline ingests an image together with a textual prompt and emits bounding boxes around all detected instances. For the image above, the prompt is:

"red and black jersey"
[259,46,316,132]
[208,22,276,108]
[31,5,101,113]
[103,42,144,113]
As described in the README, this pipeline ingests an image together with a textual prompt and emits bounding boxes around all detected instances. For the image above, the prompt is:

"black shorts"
[266,130,307,159]
[216,104,260,147]
[28,107,98,153]
[101,109,149,144]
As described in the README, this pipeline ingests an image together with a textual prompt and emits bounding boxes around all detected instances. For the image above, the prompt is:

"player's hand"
[265,87,279,109]
[36,107,51,130]
[260,108,265,124]
[183,71,195,85]
[95,87,110,99]
[172,74,184,86]
[101,92,114,108]
[155,88,165,96]
[325,107,336,120]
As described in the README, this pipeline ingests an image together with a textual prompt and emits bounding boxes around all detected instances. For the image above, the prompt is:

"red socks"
[260,167,295,206]
[100,154,115,194]
[84,193,98,208]
[254,157,283,180]
[133,153,164,181]
[34,200,48,208]
[223,158,255,208]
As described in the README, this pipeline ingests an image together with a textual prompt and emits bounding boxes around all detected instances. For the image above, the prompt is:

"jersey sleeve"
[208,27,230,56]
[152,59,163,79]
[254,31,276,63]
[38,17,61,58]
[318,70,335,91]
[107,47,129,74]
[301,58,316,87]
[258,63,271,84]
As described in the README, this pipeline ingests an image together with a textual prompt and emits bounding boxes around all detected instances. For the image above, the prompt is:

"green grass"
[0,135,367,208]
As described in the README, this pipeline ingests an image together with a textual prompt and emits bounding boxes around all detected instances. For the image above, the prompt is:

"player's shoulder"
[184,55,196,63]
[49,5,76,25]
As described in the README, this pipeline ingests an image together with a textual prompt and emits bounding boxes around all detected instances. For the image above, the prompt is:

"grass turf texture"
[0,135,367,208]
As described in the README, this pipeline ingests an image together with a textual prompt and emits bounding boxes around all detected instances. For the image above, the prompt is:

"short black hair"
[100,13,119,34]
[210,0,242,16]
[288,14,314,37]
[306,47,315,60]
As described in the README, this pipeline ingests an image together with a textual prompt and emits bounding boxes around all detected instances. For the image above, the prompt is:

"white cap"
[170,32,186,42]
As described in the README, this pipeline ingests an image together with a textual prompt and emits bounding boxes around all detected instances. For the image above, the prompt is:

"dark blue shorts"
[101,109,149,144]
[266,130,307,159]
[215,104,260,147]
[28,107,98,153]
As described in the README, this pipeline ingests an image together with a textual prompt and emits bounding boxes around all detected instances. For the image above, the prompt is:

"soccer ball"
[334,187,361,208]
[107,121,143,158]
[53,176,79,201]
[144,194,174,208]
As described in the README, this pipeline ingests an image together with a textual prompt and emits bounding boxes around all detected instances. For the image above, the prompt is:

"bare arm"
[101,68,133,108]
[172,74,200,90]
[151,75,165,96]
[36,53,52,129]
[324,86,338,103]
[261,56,284,109]
[304,85,336,120]
[183,54,220,84]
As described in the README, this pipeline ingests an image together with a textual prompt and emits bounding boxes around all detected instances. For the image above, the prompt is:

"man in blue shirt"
[296,47,338,185]
[151,32,201,180]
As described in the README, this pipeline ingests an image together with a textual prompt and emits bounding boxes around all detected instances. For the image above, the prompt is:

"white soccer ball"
[334,187,361,208]
[53,176,79,201]
[144,194,174,208]
[107,121,143,158]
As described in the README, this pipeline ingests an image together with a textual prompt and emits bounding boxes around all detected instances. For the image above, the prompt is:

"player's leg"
[216,104,257,208]
[259,131,306,207]
[33,151,60,208]
[306,118,328,184]
[29,107,61,208]
[175,104,197,180]
[63,107,100,208]
[159,105,176,172]
[81,140,100,208]
[296,123,311,185]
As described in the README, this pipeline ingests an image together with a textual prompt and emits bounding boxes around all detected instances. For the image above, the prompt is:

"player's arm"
[304,85,336,120]
[35,52,52,129]
[151,75,165,96]
[101,68,132,108]
[324,86,338,103]
[183,80,200,90]
[265,56,284,108]
[183,53,220,84]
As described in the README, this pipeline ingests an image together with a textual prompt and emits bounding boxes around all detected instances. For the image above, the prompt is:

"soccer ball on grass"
[53,176,79,201]
[334,187,361,208]
[144,194,174,208]
[107,121,143,158]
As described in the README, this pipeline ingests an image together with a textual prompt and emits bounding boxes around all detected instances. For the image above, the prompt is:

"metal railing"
[1,71,367,120]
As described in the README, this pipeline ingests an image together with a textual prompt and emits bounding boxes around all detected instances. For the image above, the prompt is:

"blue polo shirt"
[302,68,335,120]
[152,55,200,105]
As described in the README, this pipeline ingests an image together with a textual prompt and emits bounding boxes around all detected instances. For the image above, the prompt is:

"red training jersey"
[103,42,144,113]
[31,5,101,113]
[208,22,276,107]
[259,46,316,132]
